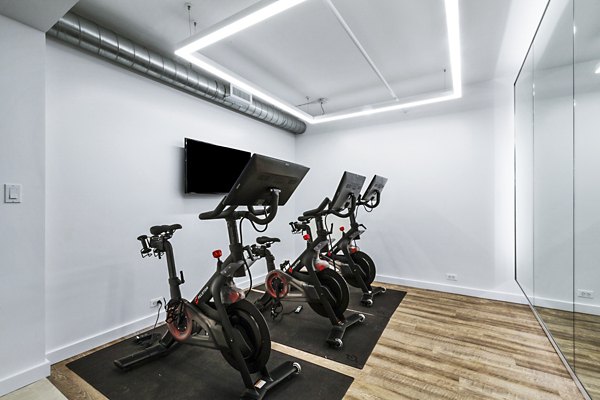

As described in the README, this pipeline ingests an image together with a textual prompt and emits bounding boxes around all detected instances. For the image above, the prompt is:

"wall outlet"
[577,289,594,299]
[149,297,163,308]
[446,273,458,281]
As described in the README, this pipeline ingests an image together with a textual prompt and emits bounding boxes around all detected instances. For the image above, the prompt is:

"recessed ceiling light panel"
[175,0,463,124]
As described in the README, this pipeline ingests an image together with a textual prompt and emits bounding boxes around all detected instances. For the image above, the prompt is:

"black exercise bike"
[320,174,388,307]
[114,154,308,399]
[253,196,365,348]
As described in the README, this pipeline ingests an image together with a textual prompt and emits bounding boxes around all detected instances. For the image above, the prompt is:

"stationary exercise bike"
[253,194,366,349]
[319,173,388,307]
[114,154,308,400]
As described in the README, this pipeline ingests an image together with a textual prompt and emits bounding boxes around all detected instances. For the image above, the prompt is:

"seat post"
[315,215,327,236]
[164,240,183,301]
[226,218,244,262]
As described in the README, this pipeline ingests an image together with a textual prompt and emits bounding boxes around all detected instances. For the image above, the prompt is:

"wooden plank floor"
[575,312,600,398]
[536,307,575,366]
[536,306,600,398]
[49,283,584,400]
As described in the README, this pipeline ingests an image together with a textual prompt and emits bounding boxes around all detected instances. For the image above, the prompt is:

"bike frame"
[260,217,342,325]
[153,226,267,391]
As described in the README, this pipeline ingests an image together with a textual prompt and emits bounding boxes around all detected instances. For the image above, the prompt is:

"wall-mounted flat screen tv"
[185,138,251,194]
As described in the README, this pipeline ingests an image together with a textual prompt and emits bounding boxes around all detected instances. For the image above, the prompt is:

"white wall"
[45,39,299,362]
[294,80,523,303]
[0,15,49,396]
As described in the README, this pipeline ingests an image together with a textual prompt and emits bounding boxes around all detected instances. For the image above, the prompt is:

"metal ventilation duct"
[47,12,306,134]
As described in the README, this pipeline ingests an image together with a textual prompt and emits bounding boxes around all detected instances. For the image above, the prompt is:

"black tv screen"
[185,139,251,194]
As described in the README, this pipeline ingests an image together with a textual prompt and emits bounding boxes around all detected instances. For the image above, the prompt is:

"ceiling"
[198,0,450,115]
[70,0,514,117]
[0,0,78,31]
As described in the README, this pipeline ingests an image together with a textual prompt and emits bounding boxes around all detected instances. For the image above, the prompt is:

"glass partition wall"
[574,0,600,395]
[515,0,600,398]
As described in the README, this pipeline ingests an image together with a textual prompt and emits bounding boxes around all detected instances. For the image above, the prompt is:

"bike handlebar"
[358,190,381,209]
[329,195,356,218]
[247,205,272,216]
[198,198,228,220]
[198,189,281,225]
[243,189,280,225]
[302,197,331,218]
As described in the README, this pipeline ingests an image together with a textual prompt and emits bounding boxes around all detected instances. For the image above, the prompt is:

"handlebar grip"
[301,197,331,217]
[199,197,227,220]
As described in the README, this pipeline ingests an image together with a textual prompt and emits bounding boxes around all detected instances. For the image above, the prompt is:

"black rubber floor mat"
[346,286,407,319]
[246,286,405,369]
[67,330,353,400]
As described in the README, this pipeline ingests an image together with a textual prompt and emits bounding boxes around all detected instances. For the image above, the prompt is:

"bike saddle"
[150,224,182,236]
[256,236,280,245]
[297,215,312,222]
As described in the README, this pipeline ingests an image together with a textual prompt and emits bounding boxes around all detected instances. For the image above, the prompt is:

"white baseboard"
[533,296,574,312]
[532,296,600,316]
[46,312,164,364]
[574,302,600,316]
[378,274,528,304]
[0,360,50,397]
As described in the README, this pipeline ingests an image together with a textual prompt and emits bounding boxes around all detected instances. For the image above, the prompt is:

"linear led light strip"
[175,0,462,124]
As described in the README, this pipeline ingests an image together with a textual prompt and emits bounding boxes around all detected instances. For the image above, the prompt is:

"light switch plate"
[4,184,21,203]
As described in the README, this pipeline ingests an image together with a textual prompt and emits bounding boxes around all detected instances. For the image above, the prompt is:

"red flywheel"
[265,270,290,299]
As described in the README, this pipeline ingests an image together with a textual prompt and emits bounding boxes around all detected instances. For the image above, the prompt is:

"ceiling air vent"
[226,84,253,106]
